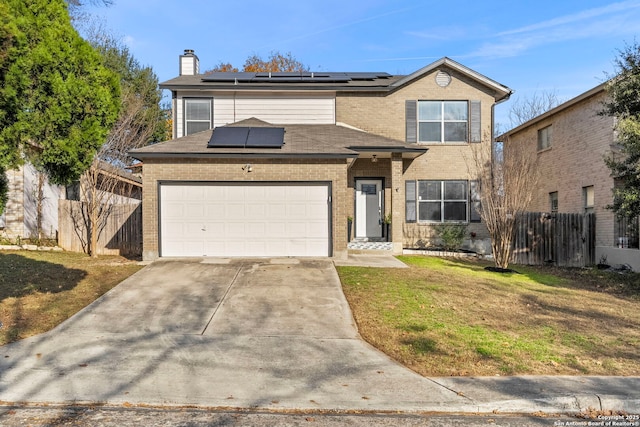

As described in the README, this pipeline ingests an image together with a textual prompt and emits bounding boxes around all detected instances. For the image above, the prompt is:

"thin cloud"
[498,0,640,36]
[258,6,418,49]
[465,2,640,59]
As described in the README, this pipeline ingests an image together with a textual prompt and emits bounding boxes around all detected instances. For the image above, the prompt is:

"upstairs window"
[184,98,212,136]
[418,101,468,143]
[538,125,552,151]
[406,100,481,144]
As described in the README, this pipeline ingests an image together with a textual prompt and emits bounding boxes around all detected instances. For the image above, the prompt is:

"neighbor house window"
[615,215,639,249]
[538,125,552,151]
[406,180,468,223]
[184,98,212,136]
[583,186,594,214]
[418,101,468,143]
[549,191,558,213]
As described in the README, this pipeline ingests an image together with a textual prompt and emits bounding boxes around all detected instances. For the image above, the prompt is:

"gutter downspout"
[491,90,514,183]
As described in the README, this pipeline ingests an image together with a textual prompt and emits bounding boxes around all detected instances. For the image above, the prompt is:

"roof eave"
[129,152,358,161]
[391,57,513,102]
[159,83,393,92]
[498,82,608,139]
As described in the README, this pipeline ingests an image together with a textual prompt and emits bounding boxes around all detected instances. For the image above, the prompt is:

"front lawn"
[0,250,143,345]
[337,256,640,376]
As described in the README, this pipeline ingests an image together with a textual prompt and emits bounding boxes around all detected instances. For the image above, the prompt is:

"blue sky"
[82,0,640,128]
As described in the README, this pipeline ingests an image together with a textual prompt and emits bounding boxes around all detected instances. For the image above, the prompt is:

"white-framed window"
[583,186,594,214]
[406,180,469,223]
[184,98,212,136]
[418,101,468,143]
[538,125,552,151]
[549,191,558,213]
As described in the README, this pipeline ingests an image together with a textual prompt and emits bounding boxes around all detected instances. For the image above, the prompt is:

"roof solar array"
[207,127,285,149]
[208,127,249,147]
[201,71,392,83]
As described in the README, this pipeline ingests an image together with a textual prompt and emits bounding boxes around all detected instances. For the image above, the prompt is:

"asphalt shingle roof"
[130,118,427,159]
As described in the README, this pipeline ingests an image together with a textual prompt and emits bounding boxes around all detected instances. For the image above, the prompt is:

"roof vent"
[435,70,451,87]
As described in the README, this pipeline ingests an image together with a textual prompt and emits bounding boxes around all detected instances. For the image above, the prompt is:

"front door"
[355,179,383,239]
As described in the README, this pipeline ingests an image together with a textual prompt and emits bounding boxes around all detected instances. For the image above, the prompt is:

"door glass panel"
[361,184,377,195]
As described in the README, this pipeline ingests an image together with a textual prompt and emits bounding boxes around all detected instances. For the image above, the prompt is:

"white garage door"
[160,183,330,257]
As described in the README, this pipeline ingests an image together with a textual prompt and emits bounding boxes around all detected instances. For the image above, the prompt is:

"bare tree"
[508,90,561,128]
[77,87,154,256]
[469,136,539,270]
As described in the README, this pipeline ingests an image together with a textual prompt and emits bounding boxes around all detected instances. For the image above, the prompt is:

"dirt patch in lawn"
[337,256,640,376]
[0,250,143,345]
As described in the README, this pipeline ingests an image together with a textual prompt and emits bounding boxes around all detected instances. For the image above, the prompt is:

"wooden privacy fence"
[58,200,142,257]
[512,212,595,268]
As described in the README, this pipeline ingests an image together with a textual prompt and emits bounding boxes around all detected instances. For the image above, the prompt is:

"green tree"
[90,32,166,146]
[602,42,640,219]
[77,31,166,256]
[0,0,120,187]
[0,0,18,214]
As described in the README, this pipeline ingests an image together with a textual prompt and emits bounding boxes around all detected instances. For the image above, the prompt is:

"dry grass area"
[337,256,640,376]
[0,250,143,345]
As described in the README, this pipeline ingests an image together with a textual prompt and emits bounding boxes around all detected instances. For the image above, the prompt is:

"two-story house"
[131,50,512,260]
[500,83,640,270]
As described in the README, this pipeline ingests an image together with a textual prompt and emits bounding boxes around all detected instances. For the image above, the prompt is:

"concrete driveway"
[2,258,637,414]
[0,258,465,411]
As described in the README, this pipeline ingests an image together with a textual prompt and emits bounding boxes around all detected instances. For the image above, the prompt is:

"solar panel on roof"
[207,127,285,149]
[201,71,392,83]
[207,127,249,148]
[246,127,285,148]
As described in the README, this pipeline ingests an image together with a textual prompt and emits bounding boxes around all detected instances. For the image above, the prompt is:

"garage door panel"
[268,203,287,217]
[226,203,245,218]
[161,183,329,257]
[164,202,185,218]
[307,222,328,238]
[245,204,266,220]
[206,204,225,217]
[184,203,206,218]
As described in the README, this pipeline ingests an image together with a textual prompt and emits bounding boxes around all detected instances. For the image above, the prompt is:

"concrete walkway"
[0,257,638,414]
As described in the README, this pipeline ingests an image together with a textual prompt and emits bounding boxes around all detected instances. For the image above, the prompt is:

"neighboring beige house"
[500,82,640,270]
[1,162,142,243]
[131,50,512,261]
[1,163,63,241]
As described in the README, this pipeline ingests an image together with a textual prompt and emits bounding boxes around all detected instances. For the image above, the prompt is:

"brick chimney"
[179,49,199,76]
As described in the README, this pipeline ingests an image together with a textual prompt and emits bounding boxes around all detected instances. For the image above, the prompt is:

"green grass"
[0,250,143,345]
[337,256,640,376]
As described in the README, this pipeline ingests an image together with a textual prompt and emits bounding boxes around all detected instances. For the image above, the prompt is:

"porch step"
[347,241,392,251]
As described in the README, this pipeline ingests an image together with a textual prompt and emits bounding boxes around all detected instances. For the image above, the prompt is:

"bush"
[434,224,467,251]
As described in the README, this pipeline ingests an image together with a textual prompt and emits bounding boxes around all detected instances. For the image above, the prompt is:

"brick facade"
[141,158,349,260]
[505,88,617,247]
[144,57,510,259]
[340,66,496,250]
